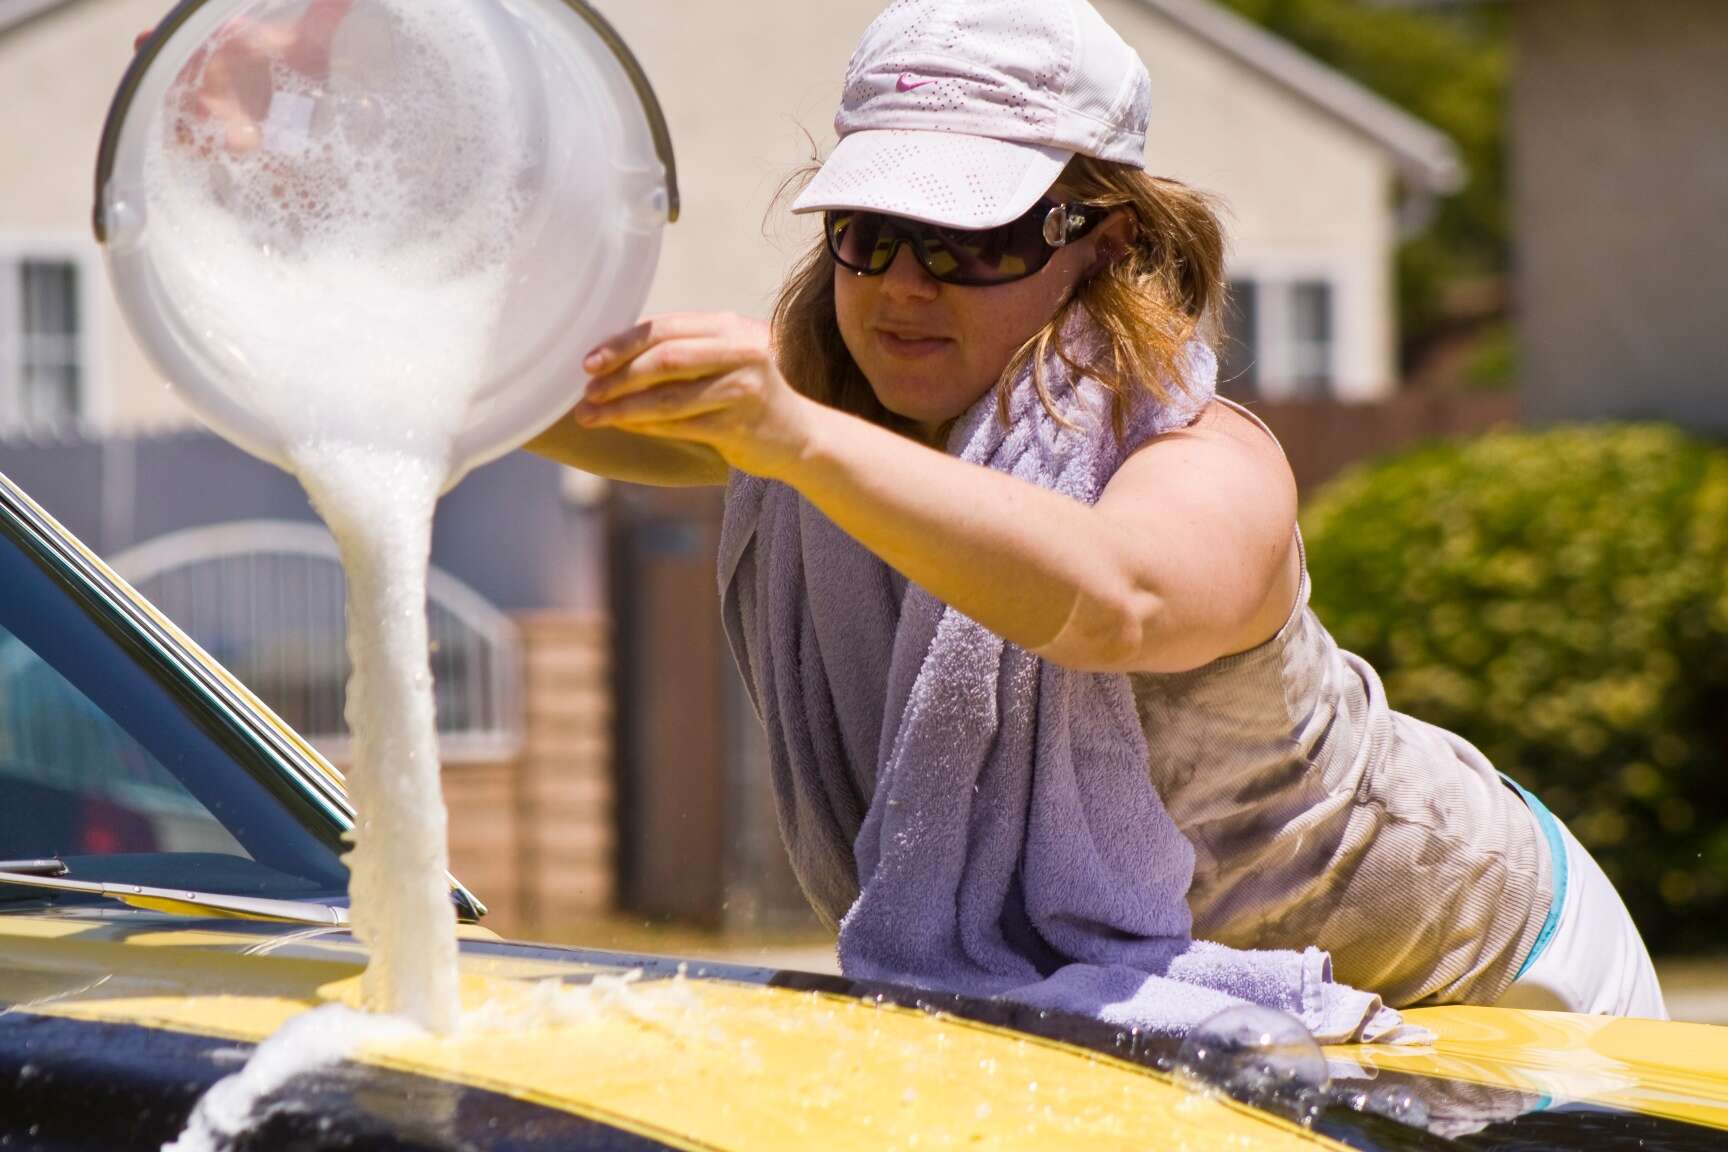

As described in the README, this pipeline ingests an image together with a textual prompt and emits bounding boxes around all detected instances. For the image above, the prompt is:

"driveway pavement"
[1655,957,1728,1025]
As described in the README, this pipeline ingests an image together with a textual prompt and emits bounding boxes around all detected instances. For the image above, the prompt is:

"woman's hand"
[574,312,821,480]
[136,0,352,154]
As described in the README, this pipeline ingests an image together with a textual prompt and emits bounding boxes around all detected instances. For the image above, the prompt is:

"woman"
[535,0,1667,1019]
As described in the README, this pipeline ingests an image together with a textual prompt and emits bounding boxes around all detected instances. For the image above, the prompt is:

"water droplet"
[1173,1005,1330,1124]
[1364,1083,1429,1129]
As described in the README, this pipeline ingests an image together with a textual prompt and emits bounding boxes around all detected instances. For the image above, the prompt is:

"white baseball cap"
[792,0,1152,230]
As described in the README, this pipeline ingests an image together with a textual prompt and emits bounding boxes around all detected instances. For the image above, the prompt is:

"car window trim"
[0,469,485,921]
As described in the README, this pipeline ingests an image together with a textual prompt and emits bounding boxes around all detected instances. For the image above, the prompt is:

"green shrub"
[1302,425,1728,954]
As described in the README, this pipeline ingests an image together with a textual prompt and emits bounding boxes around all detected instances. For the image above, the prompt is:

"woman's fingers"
[584,314,705,374]
[584,336,745,403]
[584,312,763,375]
[574,374,741,432]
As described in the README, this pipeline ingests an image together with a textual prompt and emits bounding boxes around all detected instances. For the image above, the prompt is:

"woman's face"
[833,202,1126,439]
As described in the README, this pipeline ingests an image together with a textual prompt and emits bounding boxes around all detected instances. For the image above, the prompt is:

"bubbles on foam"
[1361,1083,1431,1128]
[163,1004,421,1152]
[157,0,525,271]
[143,0,529,458]
[295,442,457,1034]
[1173,1005,1331,1127]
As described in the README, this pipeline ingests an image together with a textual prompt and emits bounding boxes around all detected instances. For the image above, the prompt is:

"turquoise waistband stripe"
[1501,772,1570,980]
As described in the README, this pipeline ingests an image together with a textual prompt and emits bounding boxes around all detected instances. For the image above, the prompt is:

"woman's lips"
[875,329,952,358]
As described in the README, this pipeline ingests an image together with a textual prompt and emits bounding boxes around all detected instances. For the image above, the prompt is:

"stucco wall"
[0,429,604,614]
[0,0,186,431]
[0,0,1412,432]
[604,0,1404,399]
[1100,0,1397,400]
[1514,0,1728,433]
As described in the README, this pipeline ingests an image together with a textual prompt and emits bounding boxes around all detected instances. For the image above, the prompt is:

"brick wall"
[513,612,615,938]
[433,613,614,940]
[441,758,523,929]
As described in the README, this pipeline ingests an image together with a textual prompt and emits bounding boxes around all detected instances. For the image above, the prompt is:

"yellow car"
[1,464,1725,1151]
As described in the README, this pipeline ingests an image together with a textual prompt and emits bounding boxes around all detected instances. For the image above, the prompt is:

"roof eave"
[1133,0,1468,195]
[0,0,79,38]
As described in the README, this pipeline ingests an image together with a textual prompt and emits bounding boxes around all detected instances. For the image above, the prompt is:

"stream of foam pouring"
[296,444,458,1033]
[140,0,529,1039]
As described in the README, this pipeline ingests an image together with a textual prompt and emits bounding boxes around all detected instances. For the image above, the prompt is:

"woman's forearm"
[768,404,1149,668]
[526,415,729,487]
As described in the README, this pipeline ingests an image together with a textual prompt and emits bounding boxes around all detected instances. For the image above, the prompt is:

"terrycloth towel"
[718,320,1422,1044]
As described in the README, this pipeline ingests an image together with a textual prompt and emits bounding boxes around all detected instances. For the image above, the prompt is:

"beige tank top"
[1130,402,1552,1007]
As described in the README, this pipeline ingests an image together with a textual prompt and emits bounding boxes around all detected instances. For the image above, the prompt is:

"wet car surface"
[1,465,1726,1151]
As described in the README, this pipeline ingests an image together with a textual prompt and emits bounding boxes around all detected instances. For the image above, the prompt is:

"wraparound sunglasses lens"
[824,200,1101,286]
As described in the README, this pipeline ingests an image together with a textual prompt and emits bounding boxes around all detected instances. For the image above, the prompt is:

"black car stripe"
[0,1011,692,1152]
[14,935,1723,1152]
[464,948,1728,1152]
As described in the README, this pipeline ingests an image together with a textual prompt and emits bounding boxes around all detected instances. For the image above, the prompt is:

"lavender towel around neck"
[718,331,1422,1045]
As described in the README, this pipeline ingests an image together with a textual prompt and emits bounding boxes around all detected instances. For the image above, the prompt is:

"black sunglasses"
[823,198,1105,287]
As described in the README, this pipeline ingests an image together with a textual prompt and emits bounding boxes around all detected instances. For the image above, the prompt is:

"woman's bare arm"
[572,313,1298,671]
[524,415,730,487]
[776,398,1299,674]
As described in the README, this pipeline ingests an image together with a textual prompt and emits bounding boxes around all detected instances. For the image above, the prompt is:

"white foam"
[164,1004,422,1152]
[142,0,529,1036]
[144,0,525,460]
[459,966,705,1035]
[297,442,459,1033]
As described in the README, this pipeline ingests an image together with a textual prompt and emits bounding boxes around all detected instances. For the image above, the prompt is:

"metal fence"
[112,520,523,763]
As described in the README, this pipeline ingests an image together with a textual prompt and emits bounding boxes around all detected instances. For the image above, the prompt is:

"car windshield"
[0,497,350,907]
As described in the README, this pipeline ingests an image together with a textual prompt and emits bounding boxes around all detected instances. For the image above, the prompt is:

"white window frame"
[0,232,109,436]
[1223,255,1355,402]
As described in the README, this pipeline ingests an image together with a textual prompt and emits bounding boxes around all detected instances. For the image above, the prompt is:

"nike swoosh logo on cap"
[896,73,936,92]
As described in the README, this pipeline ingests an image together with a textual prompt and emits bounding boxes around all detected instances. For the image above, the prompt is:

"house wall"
[435,612,614,938]
[1514,0,1728,434]
[1,0,1436,931]
[328,613,613,939]
[0,0,182,432]
[600,0,1403,401]
[0,430,600,614]
[1101,0,1400,401]
[0,0,1412,434]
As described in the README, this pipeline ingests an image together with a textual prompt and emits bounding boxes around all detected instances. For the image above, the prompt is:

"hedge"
[1301,424,1728,954]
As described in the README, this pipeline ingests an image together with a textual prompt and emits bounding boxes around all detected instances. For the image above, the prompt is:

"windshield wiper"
[0,865,349,926]
[0,859,70,877]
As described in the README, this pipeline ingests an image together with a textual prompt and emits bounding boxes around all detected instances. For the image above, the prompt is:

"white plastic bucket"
[95,0,675,485]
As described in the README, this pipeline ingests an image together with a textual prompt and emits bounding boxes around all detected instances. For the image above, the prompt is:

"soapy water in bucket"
[143,0,530,1036]
[144,0,527,462]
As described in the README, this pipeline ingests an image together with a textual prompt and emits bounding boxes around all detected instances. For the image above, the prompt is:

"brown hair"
[769,153,1229,442]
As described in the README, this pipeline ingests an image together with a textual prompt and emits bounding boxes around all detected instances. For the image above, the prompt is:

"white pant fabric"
[1497,816,1668,1019]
